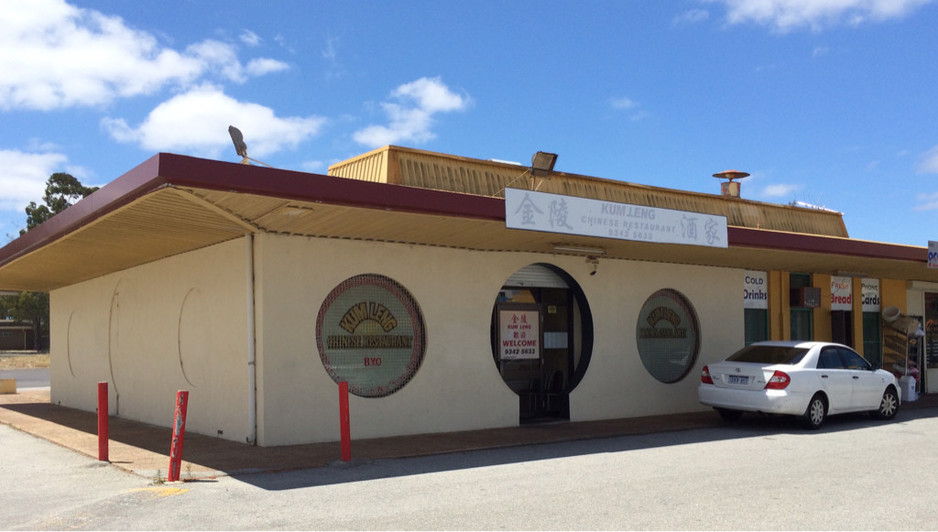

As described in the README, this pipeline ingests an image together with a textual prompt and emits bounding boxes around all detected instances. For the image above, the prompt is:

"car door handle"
[821,375,829,378]
[853,376,860,379]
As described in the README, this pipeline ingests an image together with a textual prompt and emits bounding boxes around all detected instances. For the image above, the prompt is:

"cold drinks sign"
[743,271,768,309]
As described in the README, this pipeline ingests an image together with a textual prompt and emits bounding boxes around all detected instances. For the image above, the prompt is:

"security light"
[530,151,558,177]
[229,125,249,164]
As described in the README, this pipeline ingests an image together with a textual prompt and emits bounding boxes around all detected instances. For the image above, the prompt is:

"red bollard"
[168,390,189,482]
[339,382,351,461]
[97,382,108,462]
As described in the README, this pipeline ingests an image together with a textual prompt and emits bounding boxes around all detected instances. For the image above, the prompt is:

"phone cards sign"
[505,188,728,248]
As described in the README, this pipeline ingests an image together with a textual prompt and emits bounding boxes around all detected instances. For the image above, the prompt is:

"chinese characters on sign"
[505,189,728,248]
[499,310,539,360]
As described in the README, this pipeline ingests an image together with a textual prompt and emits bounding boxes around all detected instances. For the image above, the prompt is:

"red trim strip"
[728,226,925,262]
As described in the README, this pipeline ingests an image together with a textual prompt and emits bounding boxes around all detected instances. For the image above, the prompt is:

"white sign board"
[929,241,938,269]
[505,189,728,248]
[499,310,539,360]
[861,278,880,312]
[743,271,768,309]
[831,276,853,311]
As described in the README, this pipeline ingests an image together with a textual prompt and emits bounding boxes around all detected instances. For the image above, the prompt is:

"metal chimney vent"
[713,169,750,198]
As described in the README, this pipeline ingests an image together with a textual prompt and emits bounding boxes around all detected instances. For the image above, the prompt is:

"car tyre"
[871,387,899,420]
[801,394,826,430]
[716,408,743,422]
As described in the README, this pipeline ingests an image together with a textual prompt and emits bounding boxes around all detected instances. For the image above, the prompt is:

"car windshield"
[726,345,809,365]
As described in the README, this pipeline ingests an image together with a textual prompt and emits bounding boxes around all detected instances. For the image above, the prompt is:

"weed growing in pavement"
[153,470,165,485]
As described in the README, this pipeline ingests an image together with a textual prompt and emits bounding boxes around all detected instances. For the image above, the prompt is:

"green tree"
[2,173,98,351]
[22,172,99,234]
[0,292,49,351]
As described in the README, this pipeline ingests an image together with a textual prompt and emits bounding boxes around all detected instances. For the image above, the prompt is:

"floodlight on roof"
[530,151,558,177]
[226,125,274,168]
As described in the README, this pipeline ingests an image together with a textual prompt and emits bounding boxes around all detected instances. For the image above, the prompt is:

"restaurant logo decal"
[316,274,426,398]
[635,289,700,384]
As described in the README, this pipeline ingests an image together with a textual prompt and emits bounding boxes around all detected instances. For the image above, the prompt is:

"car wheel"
[716,408,743,422]
[801,394,826,430]
[871,387,899,420]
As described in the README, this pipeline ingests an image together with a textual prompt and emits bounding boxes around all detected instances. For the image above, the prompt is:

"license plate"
[727,375,749,385]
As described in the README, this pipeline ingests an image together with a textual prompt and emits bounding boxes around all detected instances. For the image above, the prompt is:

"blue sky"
[1,0,936,246]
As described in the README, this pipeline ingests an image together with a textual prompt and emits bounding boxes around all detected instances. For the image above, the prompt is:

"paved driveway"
[5,406,938,529]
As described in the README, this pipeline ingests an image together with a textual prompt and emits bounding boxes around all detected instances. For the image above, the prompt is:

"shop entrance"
[924,293,938,394]
[491,264,593,423]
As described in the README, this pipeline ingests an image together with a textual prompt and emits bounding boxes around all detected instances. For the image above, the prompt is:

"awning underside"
[1,184,933,293]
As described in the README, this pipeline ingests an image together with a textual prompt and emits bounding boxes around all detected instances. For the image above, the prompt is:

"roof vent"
[712,169,749,198]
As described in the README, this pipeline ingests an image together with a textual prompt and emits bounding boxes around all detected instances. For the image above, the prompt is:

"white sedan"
[698,341,900,429]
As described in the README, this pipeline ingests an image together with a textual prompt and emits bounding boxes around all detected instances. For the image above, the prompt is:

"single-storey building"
[0,319,35,351]
[0,146,936,446]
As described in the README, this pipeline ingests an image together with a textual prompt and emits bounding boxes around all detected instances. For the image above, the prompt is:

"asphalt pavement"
[0,385,728,480]
[3,378,938,482]
[7,403,938,529]
[0,367,49,389]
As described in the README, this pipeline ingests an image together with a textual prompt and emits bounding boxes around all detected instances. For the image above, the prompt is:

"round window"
[316,274,426,397]
[635,289,699,383]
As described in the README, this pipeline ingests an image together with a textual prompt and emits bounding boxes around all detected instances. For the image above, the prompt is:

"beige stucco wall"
[50,237,251,443]
[570,260,742,421]
[48,230,745,448]
[254,232,743,445]
[253,233,519,445]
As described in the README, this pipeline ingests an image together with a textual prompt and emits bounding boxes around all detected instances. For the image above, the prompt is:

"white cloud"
[101,84,325,158]
[762,183,803,198]
[246,58,290,77]
[610,97,638,110]
[673,9,711,25]
[0,149,68,211]
[610,97,650,121]
[914,192,938,211]
[708,0,935,32]
[917,145,938,174]
[240,30,260,47]
[0,0,288,111]
[353,77,470,148]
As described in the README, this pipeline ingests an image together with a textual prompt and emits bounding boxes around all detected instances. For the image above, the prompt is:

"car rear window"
[726,345,809,365]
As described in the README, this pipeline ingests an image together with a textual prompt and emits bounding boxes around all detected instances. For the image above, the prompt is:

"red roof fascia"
[0,153,506,270]
[728,226,926,263]
[1,153,927,271]
[153,153,506,220]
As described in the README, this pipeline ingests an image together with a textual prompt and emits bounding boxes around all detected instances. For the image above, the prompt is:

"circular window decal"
[635,289,699,384]
[316,274,426,398]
